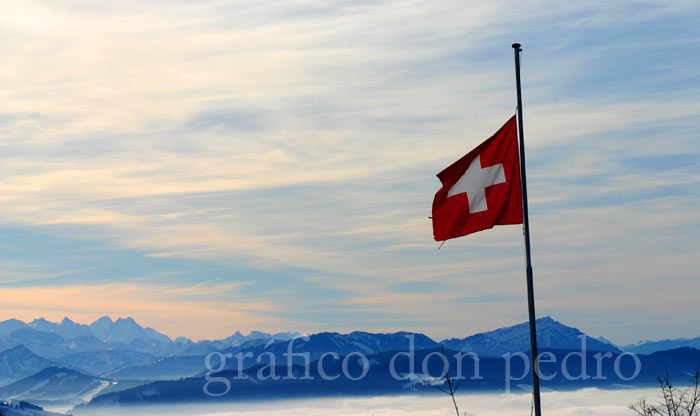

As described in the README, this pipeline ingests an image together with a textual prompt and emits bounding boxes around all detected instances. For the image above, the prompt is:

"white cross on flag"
[432,116,523,241]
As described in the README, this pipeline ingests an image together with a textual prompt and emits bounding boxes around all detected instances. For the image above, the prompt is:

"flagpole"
[512,42,542,416]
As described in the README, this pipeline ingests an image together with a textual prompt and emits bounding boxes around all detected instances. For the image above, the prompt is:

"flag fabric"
[432,116,523,241]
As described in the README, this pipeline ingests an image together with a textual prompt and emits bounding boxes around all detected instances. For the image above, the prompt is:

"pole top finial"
[512,43,521,49]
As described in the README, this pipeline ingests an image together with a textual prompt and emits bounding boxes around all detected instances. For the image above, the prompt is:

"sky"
[1,0,699,344]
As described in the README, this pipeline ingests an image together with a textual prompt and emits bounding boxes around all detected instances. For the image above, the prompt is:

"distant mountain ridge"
[90,316,169,344]
[28,317,93,340]
[441,317,621,356]
[1,315,698,390]
[78,346,700,409]
[0,319,27,336]
[623,336,700,354]
[0,366,111,410]
[0,316,305,385]
[0,316,302,359]
[0,345,56,386]
[2,315,700,413]
[218,330,440,366]
[55,319,627,382]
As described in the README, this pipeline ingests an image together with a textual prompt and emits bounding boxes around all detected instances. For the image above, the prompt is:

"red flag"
[432,116,523,241]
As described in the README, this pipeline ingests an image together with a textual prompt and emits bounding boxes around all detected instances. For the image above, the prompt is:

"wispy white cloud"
[1,0,699,341]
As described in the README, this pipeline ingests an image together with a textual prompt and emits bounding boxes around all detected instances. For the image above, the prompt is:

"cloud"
[1,0,699,341]
[72,388,658,416]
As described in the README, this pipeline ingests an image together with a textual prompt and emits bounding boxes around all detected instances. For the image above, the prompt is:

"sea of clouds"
[75,387,659,416]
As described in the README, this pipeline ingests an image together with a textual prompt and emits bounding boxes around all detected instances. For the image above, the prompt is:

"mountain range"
[77,346,700,411]
[1,316,699,413]
[623,336,700,354]
[442,317,620,356]
[0,316,302,380]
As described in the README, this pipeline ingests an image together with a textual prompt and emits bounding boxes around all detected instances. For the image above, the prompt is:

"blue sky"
[1,0,699,343]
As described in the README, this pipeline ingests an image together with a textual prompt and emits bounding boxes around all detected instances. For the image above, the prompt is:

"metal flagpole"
[512,42,542,416]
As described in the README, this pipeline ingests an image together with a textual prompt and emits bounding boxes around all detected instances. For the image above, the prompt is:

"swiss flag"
[432,116,523,241]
